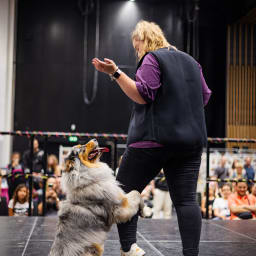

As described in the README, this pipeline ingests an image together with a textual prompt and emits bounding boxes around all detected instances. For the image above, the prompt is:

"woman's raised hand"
[92,58,118,75]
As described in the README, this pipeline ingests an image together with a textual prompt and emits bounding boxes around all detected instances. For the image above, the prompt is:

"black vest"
[127,48,207,150]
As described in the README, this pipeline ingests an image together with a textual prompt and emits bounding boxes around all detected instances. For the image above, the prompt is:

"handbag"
[236,196,253,219]
[237,212,253,219]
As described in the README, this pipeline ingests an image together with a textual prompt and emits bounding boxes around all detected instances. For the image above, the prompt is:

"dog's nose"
[92,139,97,142]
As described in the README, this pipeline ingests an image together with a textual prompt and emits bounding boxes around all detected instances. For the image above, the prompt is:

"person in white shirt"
[213,184,231,220]
[8,184,32,216]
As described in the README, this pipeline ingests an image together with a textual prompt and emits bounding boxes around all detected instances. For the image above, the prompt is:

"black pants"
[116,147,202,256]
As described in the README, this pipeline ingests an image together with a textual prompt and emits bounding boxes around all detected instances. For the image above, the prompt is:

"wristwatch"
[110,68,122,81]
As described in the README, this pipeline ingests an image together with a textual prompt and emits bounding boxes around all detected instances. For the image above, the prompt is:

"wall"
[12,0,256,155]
[0,0,16,167]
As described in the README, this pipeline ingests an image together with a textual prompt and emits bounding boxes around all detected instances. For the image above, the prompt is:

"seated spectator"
[38,177,60,216]
[7,152,25,199]
[214,156,229,187]
[213,184,231,220]
[46,154,64,198]
[229,159,238,178]
[228,180,256,220]
[8,184,32,216]
[0,167,9,203]
[244,157,255,189]
[46,154,62,176]
[0,173,8,216]
[231,162,246,191]
[201,187,216,219]
[251,183,256,198]
[232,162,246,180]
[152,170,172,219]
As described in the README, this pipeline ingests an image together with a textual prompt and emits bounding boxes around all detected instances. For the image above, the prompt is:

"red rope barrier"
[0,131,256,143]
[0,131,128,140]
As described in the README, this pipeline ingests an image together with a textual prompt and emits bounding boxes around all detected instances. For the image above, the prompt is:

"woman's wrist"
[110,66,118,75]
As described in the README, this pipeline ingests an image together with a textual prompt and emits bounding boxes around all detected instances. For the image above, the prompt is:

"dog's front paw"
[140,205,153,218]
[129,190,141,203]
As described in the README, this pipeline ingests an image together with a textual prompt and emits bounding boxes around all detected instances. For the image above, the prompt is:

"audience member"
[229,159,238,179]
[231,162,246,192]
[213,184,231,220]
[0,173,8,216]
[152,170,172,219]
[46,154,62,176]
[201,187,216,219]
[7,152,25,199]
[244,157,255,189]
[0,167,9,203]
[46,154,64,198]
[232,162,246,180]
[251,183,256,198]
[22,138,44,173]
[8,184,32,216]
[38,176,60,216]
[228,180,256,220]
[214,156,229,187]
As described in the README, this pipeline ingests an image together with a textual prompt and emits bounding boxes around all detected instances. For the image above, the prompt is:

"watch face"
[113,69,121,79]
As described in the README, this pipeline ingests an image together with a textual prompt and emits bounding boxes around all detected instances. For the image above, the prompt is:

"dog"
[49,139,144,256]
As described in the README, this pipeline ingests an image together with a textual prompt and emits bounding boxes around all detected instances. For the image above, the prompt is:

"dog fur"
[49,139,144,256]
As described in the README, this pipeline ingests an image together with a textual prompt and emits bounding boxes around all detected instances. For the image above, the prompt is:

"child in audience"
[8,184,32,216]
[7,152,25,199]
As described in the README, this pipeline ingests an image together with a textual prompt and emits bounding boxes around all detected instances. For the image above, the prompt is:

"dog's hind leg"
[83,243,104,256]
[113,190,144,223]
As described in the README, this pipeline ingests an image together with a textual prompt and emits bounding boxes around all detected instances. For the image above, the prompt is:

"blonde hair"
[131,20,177,59]
[235,162,243,169]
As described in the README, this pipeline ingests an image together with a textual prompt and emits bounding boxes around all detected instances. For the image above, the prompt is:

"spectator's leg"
[152,188,164,218]
[164,151,202,256]
[163,191,172,219]
[116,147,163,252]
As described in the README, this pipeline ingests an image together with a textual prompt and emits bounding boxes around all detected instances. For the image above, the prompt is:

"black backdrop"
[14,0,184,153]
[13,0,256,154]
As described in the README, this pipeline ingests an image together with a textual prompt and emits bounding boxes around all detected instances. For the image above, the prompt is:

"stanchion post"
[28,136,34,216]
[42,137,48,216]
[206,143,210,219]
[113,138,118,174]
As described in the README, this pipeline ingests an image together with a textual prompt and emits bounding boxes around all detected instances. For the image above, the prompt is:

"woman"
[92,20,211,256]
[46,154,62,176]
[213,183,231,220]
[201,187,216,219]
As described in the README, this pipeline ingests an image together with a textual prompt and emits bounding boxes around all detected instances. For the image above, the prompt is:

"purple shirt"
[129,53,212,148]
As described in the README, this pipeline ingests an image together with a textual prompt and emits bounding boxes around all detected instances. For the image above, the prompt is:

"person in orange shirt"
[228,180,256,220]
